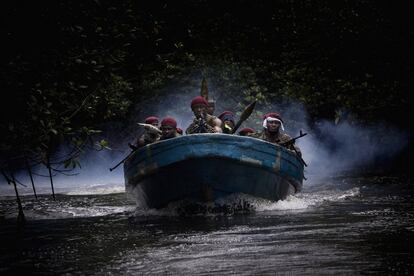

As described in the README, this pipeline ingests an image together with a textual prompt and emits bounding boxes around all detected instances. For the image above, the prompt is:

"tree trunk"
[11,172,26,226]
[46,154,56,200]
[25,157,38,200]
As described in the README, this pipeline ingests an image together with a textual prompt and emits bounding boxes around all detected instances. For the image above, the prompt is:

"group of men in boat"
[130,95,301,157]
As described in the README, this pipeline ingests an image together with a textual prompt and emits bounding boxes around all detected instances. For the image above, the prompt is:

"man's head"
[160,117,177,139]
[145,116,159,127]
[207,99,216,115]
[191,96,209,118]
[238,127,255,136]
[263,112,284,133]
[218,111,235,131]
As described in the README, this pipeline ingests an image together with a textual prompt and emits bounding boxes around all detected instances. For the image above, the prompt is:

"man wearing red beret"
[130,116,161,149]
[218,111,236,134]
[238,127,255,136]
[160,117,181,140]
[144,116,159,126]
[186,96,222,134]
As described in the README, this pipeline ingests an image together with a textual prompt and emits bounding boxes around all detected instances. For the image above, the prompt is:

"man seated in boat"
[238,127,255,136]
[218,111,236,134]
[129,116,161,149]
[159,117,181,140]
[249,112,302,156]
[186,96,223,134]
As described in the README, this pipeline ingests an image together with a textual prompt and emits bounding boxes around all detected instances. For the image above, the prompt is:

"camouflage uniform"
[160,132,181,140]
[136,131,160,147]
[249,131,301,156]
[186,114,219,134]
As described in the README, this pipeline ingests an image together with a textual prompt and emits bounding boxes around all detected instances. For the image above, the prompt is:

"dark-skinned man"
[218,111,236,134]
[186,96,222,134]
[249,112,301,156]
[159,117,181,140]
[129,116,161,149]
[238,127,255,136]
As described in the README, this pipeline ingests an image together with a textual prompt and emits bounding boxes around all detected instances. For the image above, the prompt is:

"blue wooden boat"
[124,134,304,209]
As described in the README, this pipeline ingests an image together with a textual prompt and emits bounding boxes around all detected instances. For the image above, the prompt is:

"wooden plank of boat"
[124,134,304,209]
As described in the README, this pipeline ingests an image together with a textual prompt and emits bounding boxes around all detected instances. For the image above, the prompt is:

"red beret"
[191,96,208,108]
[161,117,177,128]
[263,112,283,122]
[145,116,159,124]
[239,127,255,135]
[218,111,235,122]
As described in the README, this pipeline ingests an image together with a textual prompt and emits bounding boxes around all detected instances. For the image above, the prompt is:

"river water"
[1,175,413,275]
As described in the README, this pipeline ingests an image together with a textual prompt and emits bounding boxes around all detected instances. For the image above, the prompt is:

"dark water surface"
[1,176,413,275]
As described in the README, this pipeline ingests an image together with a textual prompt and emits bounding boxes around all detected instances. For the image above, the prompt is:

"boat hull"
[124,134,304,209]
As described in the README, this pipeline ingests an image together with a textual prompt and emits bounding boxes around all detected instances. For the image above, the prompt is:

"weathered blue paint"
[124,134,304,208]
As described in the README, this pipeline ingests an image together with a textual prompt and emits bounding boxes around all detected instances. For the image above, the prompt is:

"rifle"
[279,130,307,146]
[280,130,308,167]
[232,101,257,134]
[109,149,136,171]
[110,123,158,171]
[196,115,208,133]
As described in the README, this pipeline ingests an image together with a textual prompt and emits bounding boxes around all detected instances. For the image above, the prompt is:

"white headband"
[263,117,284,131]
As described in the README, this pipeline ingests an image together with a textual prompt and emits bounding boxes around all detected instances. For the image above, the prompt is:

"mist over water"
[300,120,408,183]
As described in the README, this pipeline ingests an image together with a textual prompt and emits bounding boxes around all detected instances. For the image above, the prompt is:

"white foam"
[0,182,125,197]
[65,183,125,195]
[130,188,361,216]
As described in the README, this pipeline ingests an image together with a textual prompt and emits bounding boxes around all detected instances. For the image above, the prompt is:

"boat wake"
[133,187,361,216]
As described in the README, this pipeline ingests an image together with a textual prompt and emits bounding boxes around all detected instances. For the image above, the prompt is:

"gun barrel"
[280,132,307,146]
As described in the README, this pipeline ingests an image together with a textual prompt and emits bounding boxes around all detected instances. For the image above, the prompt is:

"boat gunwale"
[126,134,303,170]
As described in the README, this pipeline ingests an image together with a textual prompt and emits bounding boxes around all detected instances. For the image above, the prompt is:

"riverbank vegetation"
[1,1,412,211]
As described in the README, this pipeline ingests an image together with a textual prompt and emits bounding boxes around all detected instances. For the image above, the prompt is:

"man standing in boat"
[159,117,181,140]
[218,111,236,134]
[250,112,301,156]
[186,96,223,134]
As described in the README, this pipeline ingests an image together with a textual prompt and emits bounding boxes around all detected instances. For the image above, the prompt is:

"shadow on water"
[0,175,413,275]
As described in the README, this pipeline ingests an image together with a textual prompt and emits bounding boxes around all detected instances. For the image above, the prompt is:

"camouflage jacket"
[186,114,218,134]
[248,130,301,156]
[136,132,160,147]
[159,132,181,141]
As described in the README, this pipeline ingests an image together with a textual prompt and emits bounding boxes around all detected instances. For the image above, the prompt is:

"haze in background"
[0,79,408,196]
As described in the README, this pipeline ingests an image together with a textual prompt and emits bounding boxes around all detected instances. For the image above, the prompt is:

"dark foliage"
[1,0,412,173]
